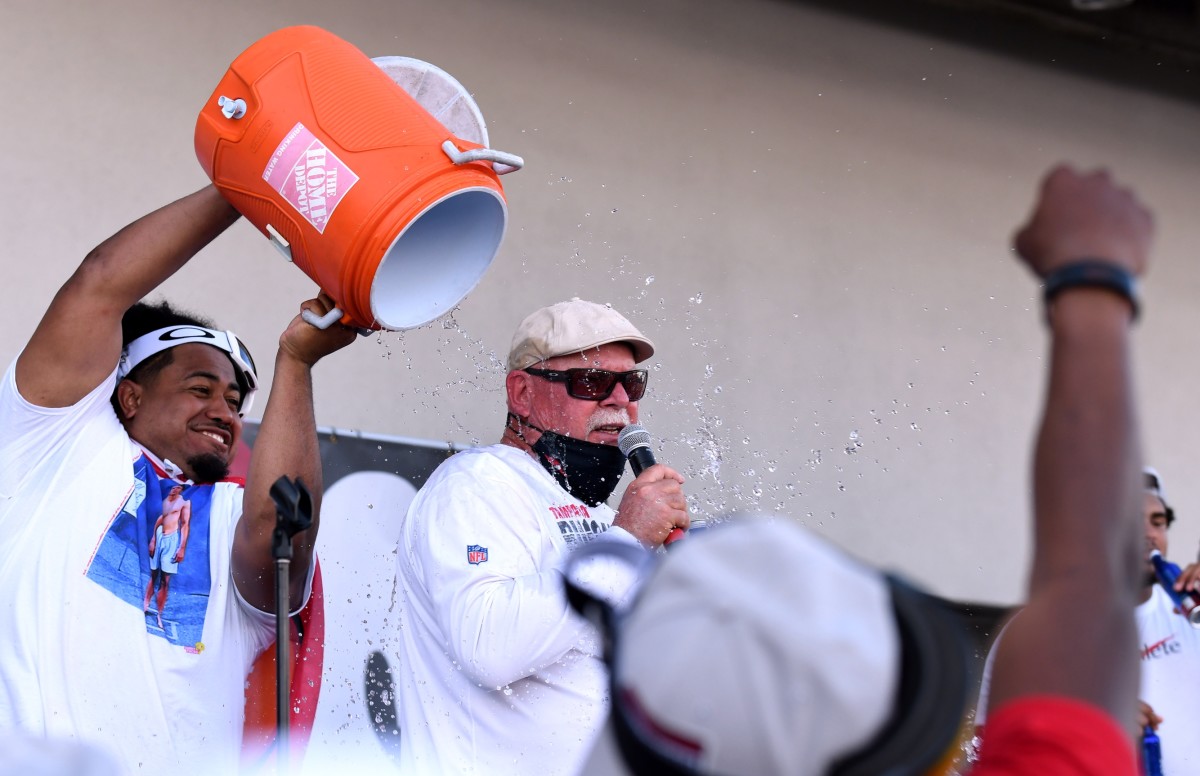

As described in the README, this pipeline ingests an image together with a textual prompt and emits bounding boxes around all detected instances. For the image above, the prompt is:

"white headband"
[118,325,258,415]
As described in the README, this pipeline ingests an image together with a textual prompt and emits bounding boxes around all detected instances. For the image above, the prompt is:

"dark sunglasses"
[525,367,649,401]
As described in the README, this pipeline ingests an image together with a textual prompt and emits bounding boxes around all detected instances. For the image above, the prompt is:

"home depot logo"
[263,122,359,233]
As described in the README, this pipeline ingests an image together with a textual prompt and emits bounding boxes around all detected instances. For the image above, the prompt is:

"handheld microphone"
[618,424,656,476]
[618,424,685,547]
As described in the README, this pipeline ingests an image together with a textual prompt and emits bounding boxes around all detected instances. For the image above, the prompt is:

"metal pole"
[275,555,291,775]
[269,475,312,776]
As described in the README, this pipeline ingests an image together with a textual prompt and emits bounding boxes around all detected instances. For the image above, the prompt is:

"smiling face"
[512,342,640,446]
[116,343,242,482]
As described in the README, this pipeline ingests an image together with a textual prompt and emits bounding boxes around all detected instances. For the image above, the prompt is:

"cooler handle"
[301,306,374,337]
[441,140,524,175]
[301,308,344,329]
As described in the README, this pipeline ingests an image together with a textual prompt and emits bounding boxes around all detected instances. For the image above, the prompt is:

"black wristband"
[1042,259,1139,323]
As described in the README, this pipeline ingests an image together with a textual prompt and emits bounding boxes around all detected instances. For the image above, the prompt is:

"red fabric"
[973,695,1137,776]
[241,560,326,770]
[227,438,253,482]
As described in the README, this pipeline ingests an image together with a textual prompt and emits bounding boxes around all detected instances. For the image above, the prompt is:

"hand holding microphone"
[616,424,689,548]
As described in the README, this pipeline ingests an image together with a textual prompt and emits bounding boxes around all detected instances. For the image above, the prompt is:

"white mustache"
[586,408,631,435]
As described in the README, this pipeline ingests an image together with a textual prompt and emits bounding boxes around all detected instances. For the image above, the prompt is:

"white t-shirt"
[0,361,276,775]
[975,584,1200,775]
[392,443,639,776]
[1135,583,1200,774]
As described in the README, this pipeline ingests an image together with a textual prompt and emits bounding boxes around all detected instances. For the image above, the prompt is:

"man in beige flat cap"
[391,299,689,776]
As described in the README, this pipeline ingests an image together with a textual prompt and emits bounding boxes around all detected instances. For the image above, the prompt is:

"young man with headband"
[0,185,357,773]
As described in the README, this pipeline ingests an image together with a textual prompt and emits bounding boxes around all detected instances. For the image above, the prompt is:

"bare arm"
[176,502,191,562]
[15,187,240,408]
[149,515,164,556]
[987,166,1151,725]
[232,294,356,612]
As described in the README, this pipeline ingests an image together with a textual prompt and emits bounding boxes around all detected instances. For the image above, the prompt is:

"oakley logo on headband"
[118,325,259,416]
[158,327,218,342]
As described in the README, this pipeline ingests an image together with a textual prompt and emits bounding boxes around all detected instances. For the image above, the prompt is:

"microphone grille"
[618,424,652,457]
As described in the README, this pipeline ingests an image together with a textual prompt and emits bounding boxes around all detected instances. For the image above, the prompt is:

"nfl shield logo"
[467,545,488,565]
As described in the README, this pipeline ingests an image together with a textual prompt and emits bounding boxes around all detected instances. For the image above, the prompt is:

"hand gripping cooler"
[195,26,523,331]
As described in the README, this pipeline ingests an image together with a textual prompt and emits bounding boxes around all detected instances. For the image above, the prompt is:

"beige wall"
[4,0,1199,604]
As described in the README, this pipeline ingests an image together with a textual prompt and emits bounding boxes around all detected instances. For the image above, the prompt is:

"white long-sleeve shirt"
[392,444,638,776]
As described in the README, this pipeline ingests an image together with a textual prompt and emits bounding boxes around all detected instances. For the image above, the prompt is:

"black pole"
[269,476,313,775]
[274,554,290,764]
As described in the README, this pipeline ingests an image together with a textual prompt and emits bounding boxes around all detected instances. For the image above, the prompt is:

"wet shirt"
[392,444,638,776]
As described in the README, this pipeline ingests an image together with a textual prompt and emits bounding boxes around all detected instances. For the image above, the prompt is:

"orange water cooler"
[195,26,522,330]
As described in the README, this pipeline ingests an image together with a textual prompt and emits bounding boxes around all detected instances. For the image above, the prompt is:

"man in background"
[975,466,1200,774]
[1132,467,1200,772]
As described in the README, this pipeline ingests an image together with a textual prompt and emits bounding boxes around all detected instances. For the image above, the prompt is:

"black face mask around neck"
[510,414,628,507]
